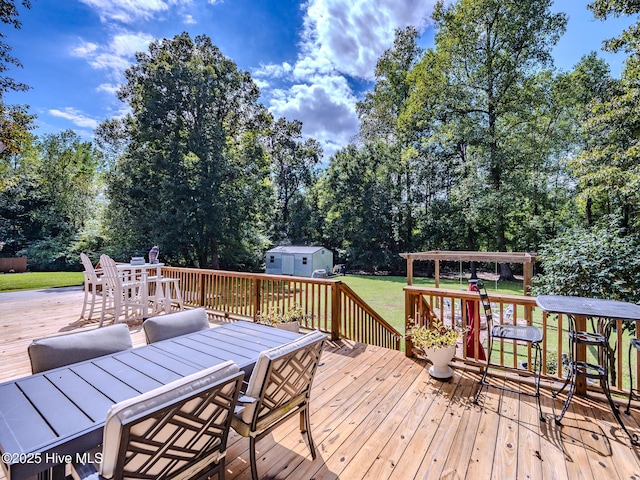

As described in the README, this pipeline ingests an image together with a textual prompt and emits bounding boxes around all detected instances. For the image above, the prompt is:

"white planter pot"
[275,321,300,333]
[422,345,456,380]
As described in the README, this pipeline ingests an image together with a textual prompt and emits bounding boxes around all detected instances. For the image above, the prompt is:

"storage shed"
[265,246,333,277]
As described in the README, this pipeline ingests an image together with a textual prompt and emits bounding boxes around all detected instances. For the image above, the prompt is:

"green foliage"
[100,33,272,270]
[0,131,100,268]
[256,304,312,326]
[265,117,321,244]
[533,220,640,303]
[0,0,34,157]
[319,142,401,271]
[407,319,462,349]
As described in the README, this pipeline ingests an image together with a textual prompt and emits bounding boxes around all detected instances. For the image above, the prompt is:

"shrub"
[533,221,640,304]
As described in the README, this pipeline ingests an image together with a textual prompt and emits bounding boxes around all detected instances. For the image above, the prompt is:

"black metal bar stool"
[625,337,640,445]
[552,319,614,425]
[472,281,545,422]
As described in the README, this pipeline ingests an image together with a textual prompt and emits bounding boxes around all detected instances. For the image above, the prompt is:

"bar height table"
[536,295,640,445]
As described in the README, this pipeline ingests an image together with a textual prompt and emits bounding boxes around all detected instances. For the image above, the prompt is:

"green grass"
[0,272,84,292]
[340,274,526,335]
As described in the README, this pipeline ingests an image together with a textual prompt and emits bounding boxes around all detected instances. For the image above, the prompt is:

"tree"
[569,1,640,232]
[320,142,400,272]
[264,117,321,243]
[0,0,34,156]
[356,27,424,255]
[0,130,100,268]
[102,33,272,270]
[410,0,567,279]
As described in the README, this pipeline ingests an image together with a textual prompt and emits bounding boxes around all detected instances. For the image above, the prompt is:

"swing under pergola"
[399,251,537,295]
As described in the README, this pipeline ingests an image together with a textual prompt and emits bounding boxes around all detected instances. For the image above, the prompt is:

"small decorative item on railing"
[148,245,159,264]
[406,318,465,380]
[130,256,145,266]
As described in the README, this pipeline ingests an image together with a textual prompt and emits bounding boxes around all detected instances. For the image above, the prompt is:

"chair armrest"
[238,395,257,404]
[70,461,102,480]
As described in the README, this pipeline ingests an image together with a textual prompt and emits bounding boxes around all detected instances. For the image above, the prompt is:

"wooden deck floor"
[1,287,640,479]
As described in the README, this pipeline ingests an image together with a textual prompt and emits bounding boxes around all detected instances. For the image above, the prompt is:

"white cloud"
[301,0,436,80]
[72,32,154,82]
[49,108,100,129]
[79,0,171,24]
[183,14,197,24]
[97,83,120,95]
[253,62,293,78]
[72,41,99,57]
[255,0,439,158]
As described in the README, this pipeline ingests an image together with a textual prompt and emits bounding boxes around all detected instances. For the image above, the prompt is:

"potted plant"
[256,304,312,333]
[406,319,463,380]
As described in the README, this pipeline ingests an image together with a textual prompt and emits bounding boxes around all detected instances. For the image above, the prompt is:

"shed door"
[282,254,294,275]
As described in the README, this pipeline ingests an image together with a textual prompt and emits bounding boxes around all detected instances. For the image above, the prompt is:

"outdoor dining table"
[536,294,640,444]
[0,321,302,480]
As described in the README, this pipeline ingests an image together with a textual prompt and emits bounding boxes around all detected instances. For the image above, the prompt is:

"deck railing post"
[198,271,205,308]
[331,281,342,341]
[253,277,262,322]
[405,289,414,357]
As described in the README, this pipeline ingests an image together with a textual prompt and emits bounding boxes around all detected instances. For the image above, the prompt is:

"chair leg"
[300,407,316,459]
[473,336,494,405]
[218,458,225,480]
[533,344,545,422]
[627,342,634,415]
[80,284,89,319]
[249,437,259,480]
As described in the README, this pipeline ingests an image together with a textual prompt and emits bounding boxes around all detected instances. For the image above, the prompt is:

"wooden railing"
[404,285,638,396]
[161,267,402,350]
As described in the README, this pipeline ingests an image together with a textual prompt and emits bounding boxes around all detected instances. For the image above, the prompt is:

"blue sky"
[3,0,636,158]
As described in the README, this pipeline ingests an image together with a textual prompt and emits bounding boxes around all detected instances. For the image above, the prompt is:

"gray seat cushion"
[143,308,210,343]
[28,324,133,374]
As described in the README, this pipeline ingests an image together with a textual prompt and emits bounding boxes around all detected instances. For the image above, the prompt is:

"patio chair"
[100,254,148,326]
[71,360,244,480]
[143,308,210,343]
[28,324,133,374]
[472,281,545,422]
[231,330,326,480]
[80,252,103,320]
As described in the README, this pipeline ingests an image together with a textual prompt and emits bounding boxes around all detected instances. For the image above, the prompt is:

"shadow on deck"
[1,287,640,479]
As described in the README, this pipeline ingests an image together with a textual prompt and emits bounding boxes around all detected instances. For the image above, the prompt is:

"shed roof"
[266,246,328,254]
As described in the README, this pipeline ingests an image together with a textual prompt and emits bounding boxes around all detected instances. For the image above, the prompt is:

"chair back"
[475,280,494,325]
[241,330,325,430]
[99,254,120,290]
[100,360,243,480]
[143,308,210,343]
[28,324,133,373]
[80,253,100,281]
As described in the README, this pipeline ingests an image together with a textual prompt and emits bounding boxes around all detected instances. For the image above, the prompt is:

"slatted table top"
[0,321,301,480]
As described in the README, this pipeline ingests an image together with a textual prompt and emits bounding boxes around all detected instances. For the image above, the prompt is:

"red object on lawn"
[466,280,487,360]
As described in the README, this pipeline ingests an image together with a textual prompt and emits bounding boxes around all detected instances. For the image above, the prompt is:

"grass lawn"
[340,274,526,335]
[0,272,84,292]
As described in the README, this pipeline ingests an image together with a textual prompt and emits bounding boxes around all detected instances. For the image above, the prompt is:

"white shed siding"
[265,246,333,277]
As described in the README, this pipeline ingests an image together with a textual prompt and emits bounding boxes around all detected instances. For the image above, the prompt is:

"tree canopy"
[101,33,272,270]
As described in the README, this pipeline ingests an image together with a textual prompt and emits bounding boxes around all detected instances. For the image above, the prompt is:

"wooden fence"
[161,267,402,350]
[0,257,27,273]
[404,285,639,396]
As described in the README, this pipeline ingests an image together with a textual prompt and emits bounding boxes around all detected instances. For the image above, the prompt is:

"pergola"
[399,250,537,295]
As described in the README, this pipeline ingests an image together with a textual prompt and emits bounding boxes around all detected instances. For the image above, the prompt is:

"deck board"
[1,286,640,480]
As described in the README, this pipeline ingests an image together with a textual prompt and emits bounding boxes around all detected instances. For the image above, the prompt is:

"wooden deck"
[1,287,640,479]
